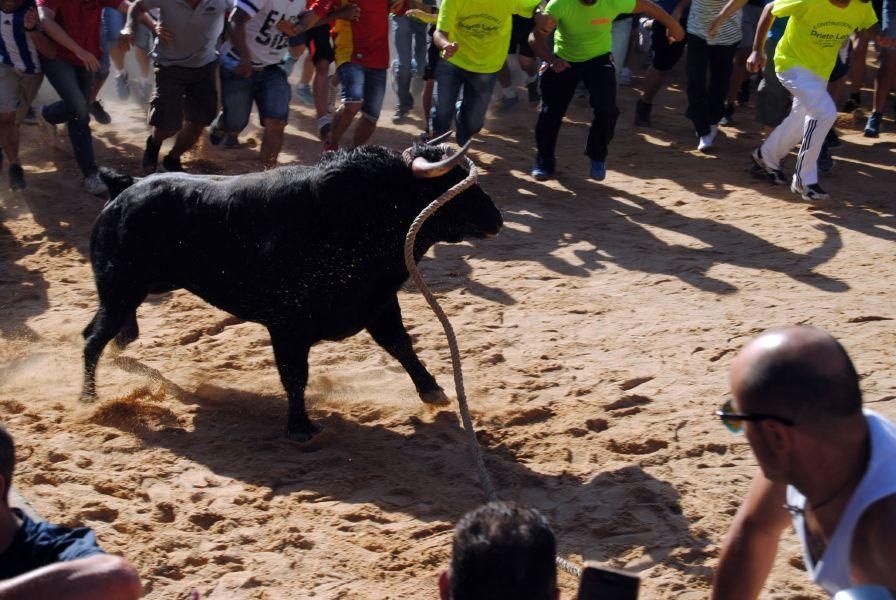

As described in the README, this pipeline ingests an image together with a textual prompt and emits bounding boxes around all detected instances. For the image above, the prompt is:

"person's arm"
[23,6,57,59]
[634,0,685,41]
[670,0,691,21]
[37,6,101,71]
[746,1,775,72]
[228,8,255,77]
[851,494,896,589]
[708,0,748,38]
[527,13,570,72]
[433,0,457,56]
[712,471,791,600]
[276,2,360,38]
[0,555,141,600]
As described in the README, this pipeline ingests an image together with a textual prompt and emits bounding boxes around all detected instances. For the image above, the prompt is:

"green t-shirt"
[772,0,877,79]
[546,0,637,63]
[437,0,540,73]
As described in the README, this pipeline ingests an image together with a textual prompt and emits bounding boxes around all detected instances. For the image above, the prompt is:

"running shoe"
[697,126,718,153]
[526,79,540,106]
[392,106,411,123]
[295,83,314,105]
[841,92,861,113]
[751,146,787,185]
[719,102,735,126]
[84,171,109,196]
[162,154,183,172]
[864,112,883,138]
[791,181,829,201]
[115,72,130,100]
[209,115,225,145]
[589,159,607,181]
[142,135,161,174]
[530,164,553,181]
[8,164,25,191]
[89,100,112,125]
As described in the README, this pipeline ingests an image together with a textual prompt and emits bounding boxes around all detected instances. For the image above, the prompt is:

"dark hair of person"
[741,338,862,423]
[0,424,13,502]
[450,501,557,600]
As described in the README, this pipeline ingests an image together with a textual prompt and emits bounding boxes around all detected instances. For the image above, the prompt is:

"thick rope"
[402,153,582,580]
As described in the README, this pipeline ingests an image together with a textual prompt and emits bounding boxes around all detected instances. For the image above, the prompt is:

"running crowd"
[3,326,896,598]
[0,0,890,200]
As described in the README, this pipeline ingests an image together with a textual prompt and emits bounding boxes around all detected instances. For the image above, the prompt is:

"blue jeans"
[41,59,98,176]
[433,60,498,146]
[337,62,387,121]
[391,14,428,110]
[218,57,291,132]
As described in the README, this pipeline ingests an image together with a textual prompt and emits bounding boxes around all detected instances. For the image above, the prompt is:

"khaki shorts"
[0,65,42,121]
[148,60,219,132]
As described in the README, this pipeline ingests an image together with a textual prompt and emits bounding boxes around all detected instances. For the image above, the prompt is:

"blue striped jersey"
[0,2,40,74]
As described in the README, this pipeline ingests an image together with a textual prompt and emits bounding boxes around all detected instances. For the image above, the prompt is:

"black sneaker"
[319,121,332,142]
[391,106,411,123]
[89,100,111,125]
[526,79,540,106]
[842,92,861,113]
[825,128,842,148]
[142,135,161,174]
[751,146,787,185]
[817,146,834,173]
[791,182,829,201]
[8,163,25,191]
[634,99,652,127]
[864,112,883,138]
[162,154,183,172]
[719,102,735,126]
[737,79,751,104]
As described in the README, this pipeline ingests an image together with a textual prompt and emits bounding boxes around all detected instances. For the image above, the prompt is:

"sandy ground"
[1,53,895,599]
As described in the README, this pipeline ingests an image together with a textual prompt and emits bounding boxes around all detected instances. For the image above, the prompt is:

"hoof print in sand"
[607,437,669,455]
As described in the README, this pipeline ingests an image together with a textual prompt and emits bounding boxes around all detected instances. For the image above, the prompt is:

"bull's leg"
[82,290,146,400]
[113,313,139,350]
[268,326,318,442]
[366,296,449,405]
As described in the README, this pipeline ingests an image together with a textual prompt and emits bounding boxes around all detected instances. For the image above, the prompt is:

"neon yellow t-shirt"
[772,0,877,79]
[546,0,637,63]
[437,0,541,73]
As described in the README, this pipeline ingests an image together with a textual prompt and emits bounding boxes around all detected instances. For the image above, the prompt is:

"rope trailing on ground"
[402,147,583,580]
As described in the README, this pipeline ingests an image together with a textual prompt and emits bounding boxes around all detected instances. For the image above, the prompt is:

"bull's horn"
[425,130,453,146]
[411,140,473,179]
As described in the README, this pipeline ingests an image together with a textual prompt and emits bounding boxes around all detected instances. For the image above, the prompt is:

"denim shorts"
[337,62,387,121]
[219,55,291,132]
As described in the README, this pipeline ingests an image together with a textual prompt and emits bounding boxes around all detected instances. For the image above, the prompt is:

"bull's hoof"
[419,388,450,405]
[286,421,323,443]
[285,426,333,449]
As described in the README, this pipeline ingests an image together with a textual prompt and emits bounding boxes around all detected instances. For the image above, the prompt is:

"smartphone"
[576,563,640,600]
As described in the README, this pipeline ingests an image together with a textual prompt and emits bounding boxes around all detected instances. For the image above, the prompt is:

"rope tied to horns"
[401,142,583,580]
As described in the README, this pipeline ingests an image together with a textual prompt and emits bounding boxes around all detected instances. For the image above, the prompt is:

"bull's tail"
[98,167,136,201]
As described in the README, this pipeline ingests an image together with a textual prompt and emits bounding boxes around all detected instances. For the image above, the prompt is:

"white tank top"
[787,410,896,595]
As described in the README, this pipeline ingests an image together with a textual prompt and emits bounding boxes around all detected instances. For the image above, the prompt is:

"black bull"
[83,143,503,442]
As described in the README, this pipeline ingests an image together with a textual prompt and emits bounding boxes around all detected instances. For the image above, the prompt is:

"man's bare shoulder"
[851,493,896,589]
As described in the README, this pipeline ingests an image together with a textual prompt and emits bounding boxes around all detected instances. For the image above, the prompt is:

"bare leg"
[727,47,751,105]
[641,67,669,104]
[352,115,377,147]
[872,49,896,114]
[313,59,331,119]
[422,79,435,133]
[260,117,286,169]
[168,121,205,159]
[0,112,21,165]
[846,35,868,102]
[328,102,361,149]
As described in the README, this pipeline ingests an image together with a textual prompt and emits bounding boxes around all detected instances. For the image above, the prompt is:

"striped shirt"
[0,2,40,74]
[687,0,742,45]
[219,0,306,67]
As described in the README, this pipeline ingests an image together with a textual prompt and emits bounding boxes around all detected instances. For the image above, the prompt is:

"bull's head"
[402,137,503,244]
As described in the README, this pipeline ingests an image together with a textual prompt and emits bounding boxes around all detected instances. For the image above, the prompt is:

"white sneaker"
[84,172,109,196]
[698,125,719,152]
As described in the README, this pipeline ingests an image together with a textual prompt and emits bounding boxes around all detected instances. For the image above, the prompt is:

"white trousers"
[760,66,837,188]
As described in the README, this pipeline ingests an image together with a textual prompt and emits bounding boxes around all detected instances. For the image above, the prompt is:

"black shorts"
[651,19,687,71]
[149,60,219,131]
[423,24,440,80]
[509,15,535,57]
[289,23,335,64]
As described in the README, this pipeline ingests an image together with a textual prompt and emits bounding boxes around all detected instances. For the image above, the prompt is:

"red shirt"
[310,0,406,69]
[36,0,123,66]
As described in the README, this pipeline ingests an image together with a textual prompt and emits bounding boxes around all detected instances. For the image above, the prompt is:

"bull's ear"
[410,140,473,179]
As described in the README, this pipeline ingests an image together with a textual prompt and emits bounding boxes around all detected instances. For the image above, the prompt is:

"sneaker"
[791,181,829,201]
[84,171,109,196]
[841,92,861,113]
[223,134,240,149]
[318,121,332,142]
[89,100,111,125]
[589,159,607,181]
[697,126,717,153]
[115,72,130,100]
[619,67,632,86]
[719,103,735,126]
[162,154,183,172]
[530,164,553,181]
[295,83,314,105]
[22,106,36,126]
[737,79,751,104]
[8,164,25,191]
[825,128,843,148]
[392,106,411,123]
[526,79,540,106]
[751,146,787,185]
[497,94,519,113]
[142,135,161,174]
[864,112,883,138]
[209,115,225,146]
[634,99,652,127]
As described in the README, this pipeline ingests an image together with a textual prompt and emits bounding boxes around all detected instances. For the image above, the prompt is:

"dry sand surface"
[1,60,895,599]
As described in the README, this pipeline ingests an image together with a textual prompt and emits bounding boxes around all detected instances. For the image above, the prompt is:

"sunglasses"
[716,398,795,433]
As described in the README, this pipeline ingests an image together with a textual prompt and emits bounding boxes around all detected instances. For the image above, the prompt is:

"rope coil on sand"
[402,148,583,580]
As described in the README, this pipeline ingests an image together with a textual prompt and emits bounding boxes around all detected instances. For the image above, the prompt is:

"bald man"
[713,326,896,599]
